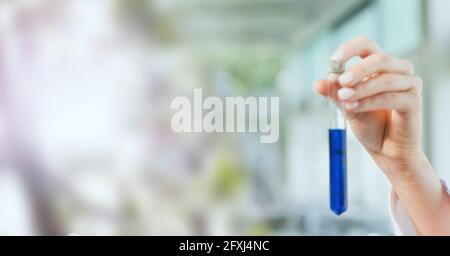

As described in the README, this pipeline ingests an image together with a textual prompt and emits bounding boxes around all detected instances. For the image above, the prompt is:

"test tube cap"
[329,62,345,74]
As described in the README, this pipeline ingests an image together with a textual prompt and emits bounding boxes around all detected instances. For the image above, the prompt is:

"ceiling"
[152,0,367,48]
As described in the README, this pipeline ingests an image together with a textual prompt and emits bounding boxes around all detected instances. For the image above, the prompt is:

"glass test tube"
[328,63,348,216]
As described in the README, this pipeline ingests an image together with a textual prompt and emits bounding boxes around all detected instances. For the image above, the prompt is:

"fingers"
[313,80,329,97]
[330,36,382,64]
[313,78,343,103]
[317,36,421,116]
[343,91,420,114]
[338,53,415,87]
[314,73,423,115]
[337,74,423,102]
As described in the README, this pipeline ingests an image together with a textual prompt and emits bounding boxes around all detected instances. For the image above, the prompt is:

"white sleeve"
[389,180,450,236]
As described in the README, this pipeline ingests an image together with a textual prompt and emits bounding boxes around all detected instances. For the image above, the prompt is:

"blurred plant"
[115,0,177,44]
[206,47,284,92]
[206,146,248,201]
[243,223,273,236]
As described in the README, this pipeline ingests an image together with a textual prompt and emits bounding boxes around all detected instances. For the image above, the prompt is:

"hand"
[314,37,450,236]
[314,36,424,177]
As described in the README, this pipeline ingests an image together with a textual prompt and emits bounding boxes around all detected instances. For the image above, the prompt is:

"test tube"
[328,62,348,216]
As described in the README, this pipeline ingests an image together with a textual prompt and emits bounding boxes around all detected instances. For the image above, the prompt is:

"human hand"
[314,36,425,177]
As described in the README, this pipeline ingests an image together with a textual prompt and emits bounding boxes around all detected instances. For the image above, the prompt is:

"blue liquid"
[329,129,348,216]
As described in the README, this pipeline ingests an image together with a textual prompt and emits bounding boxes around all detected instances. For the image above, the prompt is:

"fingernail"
[345,101,359,110]
[338,88,354,101]
[330,51,343,62]
[339,72,354,85]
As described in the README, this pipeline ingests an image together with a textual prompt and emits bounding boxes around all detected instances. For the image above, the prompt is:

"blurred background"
[0,0,449,236]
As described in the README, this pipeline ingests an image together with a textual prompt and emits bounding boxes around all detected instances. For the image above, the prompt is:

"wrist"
[371,148,433,183]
